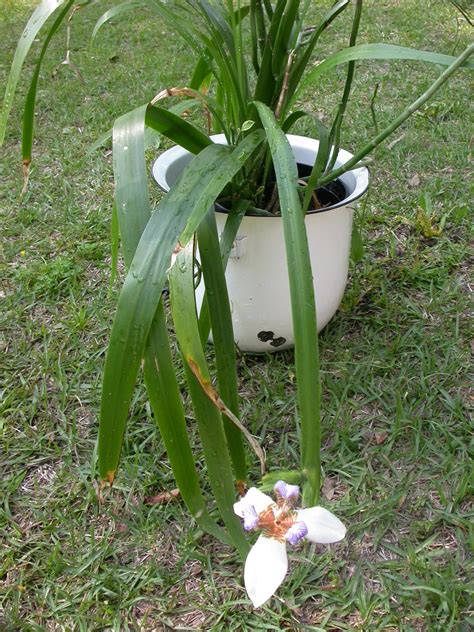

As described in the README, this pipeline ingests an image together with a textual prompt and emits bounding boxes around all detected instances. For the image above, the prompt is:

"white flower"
[233,480,346,608]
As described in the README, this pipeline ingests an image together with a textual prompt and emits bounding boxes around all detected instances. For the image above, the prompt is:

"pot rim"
[152,133,369,216]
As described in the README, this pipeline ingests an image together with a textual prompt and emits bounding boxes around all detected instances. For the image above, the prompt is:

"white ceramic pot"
[152,134,369,352]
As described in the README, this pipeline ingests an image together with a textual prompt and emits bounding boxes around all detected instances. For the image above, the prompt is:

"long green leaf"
[319,43,474,187]
[88,99,201,155]
[295,43,474,105]
[197,210,246,482]
[281,110,306,133]
[272,0,301,78]
[169,242,249,557]
[110,201,119,290]
[255,102,321,507]
[145,105,212,155]
[302,116,329,214]
[22,0,75,169]
[326,0,363,172]
[1,0,67,144]
[91,1,146,43]
[98,132,264,482]
[198,199,249,343]
[254,0,287,105]
[286,0,350,108]
[143,303,231,545]
[110,102,227,542]
[113,104,151,267]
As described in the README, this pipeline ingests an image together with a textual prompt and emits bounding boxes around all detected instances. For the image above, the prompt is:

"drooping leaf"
[1,0,67,144]
[197,210,247,481]
[169,242,249,557]
[113,104,151,267]
[255,102,321,507]
[109,102,228,543]
[21,0,75,170]
[145,105,212,155]
[91,1,147,44]
[98,131,264,482]
[295,43,474,105]
[144,303,231,545]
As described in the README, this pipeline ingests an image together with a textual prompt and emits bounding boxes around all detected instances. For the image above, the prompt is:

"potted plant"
[2,0,472,608]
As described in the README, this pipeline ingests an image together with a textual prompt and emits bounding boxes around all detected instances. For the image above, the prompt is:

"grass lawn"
[1,1,473,629]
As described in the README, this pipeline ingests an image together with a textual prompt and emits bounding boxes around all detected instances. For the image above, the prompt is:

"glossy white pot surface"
[152,134,369,352]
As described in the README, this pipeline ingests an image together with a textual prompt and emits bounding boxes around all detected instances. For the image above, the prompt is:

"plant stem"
[319,43,474,187]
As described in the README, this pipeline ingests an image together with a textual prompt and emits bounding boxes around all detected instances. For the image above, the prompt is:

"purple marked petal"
[273,480,300,502]
[242,505,259,531]
[285,521,308,545]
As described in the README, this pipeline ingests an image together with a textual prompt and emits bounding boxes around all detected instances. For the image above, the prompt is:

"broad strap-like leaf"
[254,102,321,507]
[113,104,151,267]
[198,199,249,343]
[145,105,212,155]
[1,0,68,144]
[302,115,330,214]
[271,0,301,78]
[109,102,229,543]
[143,302,231,546]
[168,242,249,557]
[91,1,147,43]
[22,0,75,169]
[286,0,350,107]
[319,43,474,187]
[197,210,246,482]
[99,131,264,481]
[294,43,474,106]
[88,99,202,155]
[254,0,287,105]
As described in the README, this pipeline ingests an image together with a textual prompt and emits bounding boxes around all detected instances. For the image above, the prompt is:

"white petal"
[244,535,288,608]
[234,487,273,518]
[297,507,346,544]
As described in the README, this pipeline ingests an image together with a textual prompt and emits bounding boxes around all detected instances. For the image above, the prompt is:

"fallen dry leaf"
[145,489,180,505]
[321,477,336,501]
[374,431,389,445]
[408,173,421,188]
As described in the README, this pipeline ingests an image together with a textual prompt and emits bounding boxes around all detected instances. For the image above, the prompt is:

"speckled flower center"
[257,504,298,542]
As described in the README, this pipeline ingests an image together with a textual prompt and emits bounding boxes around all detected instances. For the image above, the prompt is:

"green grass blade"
[254,102,321,507]
[197,210,246,482]
[144,302,231,545]
[91,1,146,44]
[296,43,474,103]
[21,0,75,169]
[168,242,249,557]
[1,0,68,145]
[98,133,264,482]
